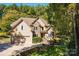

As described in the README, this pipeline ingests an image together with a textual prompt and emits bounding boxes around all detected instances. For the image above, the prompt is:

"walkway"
[0,43,33,56]
[0,42,43,56]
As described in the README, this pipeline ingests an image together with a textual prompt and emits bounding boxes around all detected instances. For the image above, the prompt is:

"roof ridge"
[31,17,39,25]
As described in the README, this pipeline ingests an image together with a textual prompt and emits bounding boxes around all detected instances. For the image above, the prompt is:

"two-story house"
[10,17,53,45]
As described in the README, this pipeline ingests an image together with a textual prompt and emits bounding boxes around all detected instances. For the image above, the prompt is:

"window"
[36,27,37,30]
[48,32,54,37]
[48,33,52,37]
[21,25,23,30]
[41,27,43,30]
[34,27,37,30]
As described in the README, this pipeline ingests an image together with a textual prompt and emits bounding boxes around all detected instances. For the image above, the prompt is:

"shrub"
[20,45,68,56]
[0,32,9,38]
[32,37,42,43]
[0,32,7,36]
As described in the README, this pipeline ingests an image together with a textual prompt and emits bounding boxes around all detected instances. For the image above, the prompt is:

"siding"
[13,21,32,45]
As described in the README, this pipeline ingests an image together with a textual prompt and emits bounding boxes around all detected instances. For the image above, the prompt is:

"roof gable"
[11,17,49,29]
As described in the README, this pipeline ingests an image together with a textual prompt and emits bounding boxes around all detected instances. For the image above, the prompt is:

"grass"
[0,32,10,43]
[0,38,10,43]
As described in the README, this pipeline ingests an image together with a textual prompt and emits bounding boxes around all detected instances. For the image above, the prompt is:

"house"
[10,17,54,45]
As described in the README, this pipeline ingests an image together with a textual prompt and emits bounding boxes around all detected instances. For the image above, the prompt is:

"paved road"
[0,43,12,52]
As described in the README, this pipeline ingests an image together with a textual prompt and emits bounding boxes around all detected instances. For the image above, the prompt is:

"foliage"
[46,3,79,55]
[20,37,70,56]
[32,37,42,43]
[0,32,7,36]
[0,38,10,43]
[0,4,48,32]
[0,3,78,55]
[20,45,68,56]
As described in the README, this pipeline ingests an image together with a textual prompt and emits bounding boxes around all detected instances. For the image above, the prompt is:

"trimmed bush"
[32,37,42,43]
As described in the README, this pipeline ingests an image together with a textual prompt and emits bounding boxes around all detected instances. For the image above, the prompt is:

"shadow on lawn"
[0,43,12,52]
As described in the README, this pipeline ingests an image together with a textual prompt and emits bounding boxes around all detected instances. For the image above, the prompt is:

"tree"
[0,4,6,19]
[47,3,78,55]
